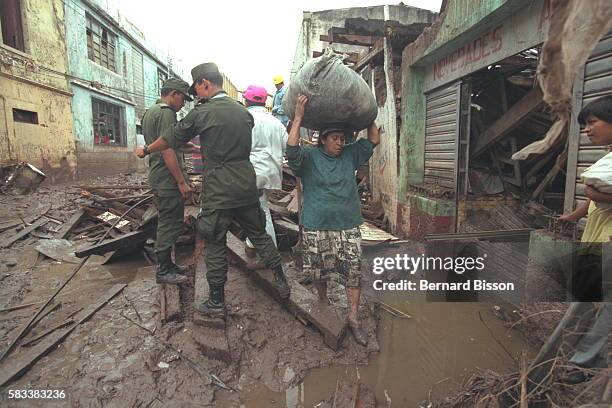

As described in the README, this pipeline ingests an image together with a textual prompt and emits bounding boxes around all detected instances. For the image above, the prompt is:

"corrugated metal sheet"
[424,81,460,191]
[132,48,145,120]
[572,32,612,208]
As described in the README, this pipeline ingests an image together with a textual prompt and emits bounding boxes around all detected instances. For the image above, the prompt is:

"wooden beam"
[74,230,149,257]
[531,148,568,200]
[0,218,49,249]
[225,232,347,350]
[54,210,87,239]
[353,41,384,72]
[159,284,181,323]
[320,33,376,47]
[0,284,126,388]
[471,87,544,158]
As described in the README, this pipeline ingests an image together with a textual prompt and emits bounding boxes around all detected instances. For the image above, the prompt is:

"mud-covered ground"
[0,174,379,407]
[0,174,608,407]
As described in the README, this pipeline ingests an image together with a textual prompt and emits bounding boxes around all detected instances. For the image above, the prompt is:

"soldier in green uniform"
[141,78,194,285]
[135,63,291,315]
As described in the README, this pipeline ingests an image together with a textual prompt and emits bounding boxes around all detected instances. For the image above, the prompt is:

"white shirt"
[248,106,288,190]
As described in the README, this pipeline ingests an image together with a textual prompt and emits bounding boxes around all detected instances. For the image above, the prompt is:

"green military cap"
[161,77,193,101]
[189,62,221,95]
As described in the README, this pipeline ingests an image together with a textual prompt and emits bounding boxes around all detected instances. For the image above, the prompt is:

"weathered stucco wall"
[0,78,75,171]
[0,0,75,172]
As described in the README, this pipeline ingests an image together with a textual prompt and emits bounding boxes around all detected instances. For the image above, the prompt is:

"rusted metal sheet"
[424,0,550,92]
[424,81,460,191]
[566,31,612,212]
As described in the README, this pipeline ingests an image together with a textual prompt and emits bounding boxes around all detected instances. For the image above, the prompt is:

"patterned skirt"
[301,227,362,287]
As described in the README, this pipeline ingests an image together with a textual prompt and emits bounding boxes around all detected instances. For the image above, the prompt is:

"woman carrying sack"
[286,95,380,346]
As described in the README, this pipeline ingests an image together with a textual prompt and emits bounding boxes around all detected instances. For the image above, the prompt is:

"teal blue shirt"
[286,139,375,231]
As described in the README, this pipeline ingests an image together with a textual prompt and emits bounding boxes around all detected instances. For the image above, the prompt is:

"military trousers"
[196,203,282,286]
[154,191,184,254]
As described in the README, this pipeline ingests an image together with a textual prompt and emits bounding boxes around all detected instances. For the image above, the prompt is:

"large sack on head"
[283,48,377,131]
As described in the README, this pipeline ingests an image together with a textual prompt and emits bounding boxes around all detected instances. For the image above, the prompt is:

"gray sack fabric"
[283,48,377,131]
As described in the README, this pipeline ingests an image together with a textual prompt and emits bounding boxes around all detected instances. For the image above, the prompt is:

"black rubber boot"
[156,250,188,284]
[168,261,189,275]
[273,265,291,299]
[195,284,225,316]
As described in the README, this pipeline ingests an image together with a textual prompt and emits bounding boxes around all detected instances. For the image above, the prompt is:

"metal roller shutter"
[424,81,461,192]
[565,32,612,212]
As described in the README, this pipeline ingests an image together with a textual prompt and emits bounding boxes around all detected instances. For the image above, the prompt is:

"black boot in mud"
[195,284,225,316]
[156,251,188,284]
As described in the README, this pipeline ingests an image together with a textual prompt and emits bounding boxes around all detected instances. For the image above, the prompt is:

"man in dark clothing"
[135,63,291,315]
[141,77,194,285]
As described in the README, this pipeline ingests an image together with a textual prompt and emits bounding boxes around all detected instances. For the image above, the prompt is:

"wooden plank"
[54,210,87,239]
[0,284,126,388]
[0,218,49,249]
[471,87,543,158]
[274,219,299,235]
[531,149,568,200]
[226,232,347,350]
[353,41,384,72]
[268,202,292,217]
[74,230,149,257]
[160,284,181,323]
[320,33,376,47]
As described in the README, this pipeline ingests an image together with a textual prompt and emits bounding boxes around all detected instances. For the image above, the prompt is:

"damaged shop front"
[399,0,612,304]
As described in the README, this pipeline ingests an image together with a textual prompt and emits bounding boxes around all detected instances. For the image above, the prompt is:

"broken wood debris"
[0,196,151,363]
[0,217,49,249]
[0,284,126,387]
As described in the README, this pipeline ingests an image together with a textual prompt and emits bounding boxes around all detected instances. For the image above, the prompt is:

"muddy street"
[0,174,546,407]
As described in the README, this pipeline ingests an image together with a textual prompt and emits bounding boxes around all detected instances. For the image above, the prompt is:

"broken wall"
[0,0,76,173]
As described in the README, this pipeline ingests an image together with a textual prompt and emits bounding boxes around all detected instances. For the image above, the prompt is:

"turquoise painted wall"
[65,0,173,153]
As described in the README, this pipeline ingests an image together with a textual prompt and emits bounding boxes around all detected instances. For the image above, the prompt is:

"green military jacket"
[142,102,187,194]
[162,93,258,209]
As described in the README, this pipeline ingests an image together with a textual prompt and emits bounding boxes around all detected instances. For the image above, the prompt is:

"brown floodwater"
[243,292,534,407]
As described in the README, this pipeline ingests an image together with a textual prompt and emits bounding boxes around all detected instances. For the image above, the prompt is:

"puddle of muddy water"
[243,297,534,407]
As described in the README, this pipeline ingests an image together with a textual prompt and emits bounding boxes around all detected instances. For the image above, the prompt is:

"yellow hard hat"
[273,75,284,85]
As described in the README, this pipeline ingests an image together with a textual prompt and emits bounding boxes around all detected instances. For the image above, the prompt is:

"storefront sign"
[424,0,552,91]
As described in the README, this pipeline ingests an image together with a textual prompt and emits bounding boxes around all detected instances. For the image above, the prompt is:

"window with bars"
[86,14,117,72]
[92,98,125,146]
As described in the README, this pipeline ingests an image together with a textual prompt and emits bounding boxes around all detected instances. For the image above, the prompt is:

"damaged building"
[64,0,192,177]
[0,0,77,178]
